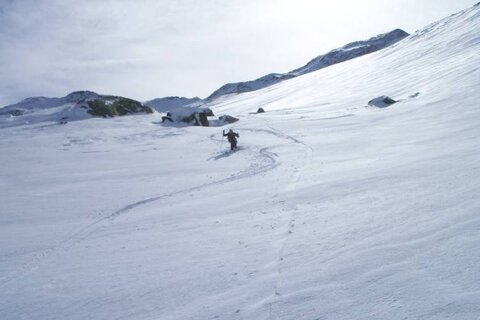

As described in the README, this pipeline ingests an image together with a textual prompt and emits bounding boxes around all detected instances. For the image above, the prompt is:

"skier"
[223,129,239,151]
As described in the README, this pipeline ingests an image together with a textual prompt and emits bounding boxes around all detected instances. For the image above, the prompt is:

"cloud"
[0,0,250,104]
[0,0,478,106]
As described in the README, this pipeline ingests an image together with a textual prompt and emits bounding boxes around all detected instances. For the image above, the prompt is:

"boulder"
[87,97,153,117]
[368,96,397,108]
[165,107,214,126]
[219,115,239,124]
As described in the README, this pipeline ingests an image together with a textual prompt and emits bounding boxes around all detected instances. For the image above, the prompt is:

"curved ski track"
[1,126,310,288]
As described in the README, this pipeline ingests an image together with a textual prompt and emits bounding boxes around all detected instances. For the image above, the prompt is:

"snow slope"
[205,29,408,101]
[1,4,480,320]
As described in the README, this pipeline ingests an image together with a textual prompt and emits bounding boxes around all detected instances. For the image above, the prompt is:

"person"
[223,129,239,151]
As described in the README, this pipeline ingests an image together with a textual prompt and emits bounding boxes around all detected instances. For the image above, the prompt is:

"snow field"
[1,4,480,320]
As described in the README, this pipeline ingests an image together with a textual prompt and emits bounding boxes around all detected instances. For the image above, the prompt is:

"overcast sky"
[0,0,478,106]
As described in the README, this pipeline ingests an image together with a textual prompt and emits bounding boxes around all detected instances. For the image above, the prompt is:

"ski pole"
[220,131,225,152]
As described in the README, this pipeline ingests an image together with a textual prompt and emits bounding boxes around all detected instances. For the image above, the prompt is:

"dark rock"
[197,112,209,126]
[219,115,239,124]
[368,96,397,108]
[8,109,24,116]
[161,116,173,123]
[87,97,151,117]
[58,117,69,124]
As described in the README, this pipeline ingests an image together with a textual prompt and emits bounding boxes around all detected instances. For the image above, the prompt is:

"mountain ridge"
[205,28,409,101]
[1,29,409,112]
[0,90,152,127]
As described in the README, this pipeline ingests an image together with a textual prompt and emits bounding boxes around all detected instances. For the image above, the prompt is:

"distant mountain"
[206,29,409,101]
[205,73,297,102]
[144,96,202,113]
[291,28,409,75]
[1,91,103,113]
[0,91,152,127]
[1,29,409,123]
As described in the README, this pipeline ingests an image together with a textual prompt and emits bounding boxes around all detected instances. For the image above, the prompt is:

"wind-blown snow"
[1,4,480,320]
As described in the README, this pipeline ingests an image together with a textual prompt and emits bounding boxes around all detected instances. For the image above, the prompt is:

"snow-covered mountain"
[2,29,407,120]
[205,72,297,102]
[0,91,152,127]
[143,96,202,113]
[0,91,102,113]
[290,28,409,75]
[205,28,409,101]
[2,3,480,320]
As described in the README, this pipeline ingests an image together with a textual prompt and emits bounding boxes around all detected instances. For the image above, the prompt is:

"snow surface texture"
[205,29,409,101]
[2,4,480,320]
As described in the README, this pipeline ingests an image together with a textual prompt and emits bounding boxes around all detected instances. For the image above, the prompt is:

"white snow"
[205,29,408,101]
[1,4,480,320]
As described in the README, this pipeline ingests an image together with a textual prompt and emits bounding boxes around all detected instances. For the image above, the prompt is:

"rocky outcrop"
[86,97,153,118]
[368,96,397,108]
[144,96,202,113]
[0,91,153,127]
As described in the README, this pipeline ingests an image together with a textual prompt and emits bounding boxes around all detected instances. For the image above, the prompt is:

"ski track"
[245,123,314,320]
[0,126,302,289]
[0,122,315,319]
[212,123,315,319]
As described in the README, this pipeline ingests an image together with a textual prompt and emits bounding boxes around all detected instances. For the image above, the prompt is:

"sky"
[0,0,478,106]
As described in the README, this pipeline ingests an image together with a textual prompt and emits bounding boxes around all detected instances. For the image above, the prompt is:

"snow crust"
[1,4,480,320]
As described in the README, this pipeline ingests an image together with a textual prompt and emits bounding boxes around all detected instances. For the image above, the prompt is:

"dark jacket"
[223,130,239,142]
